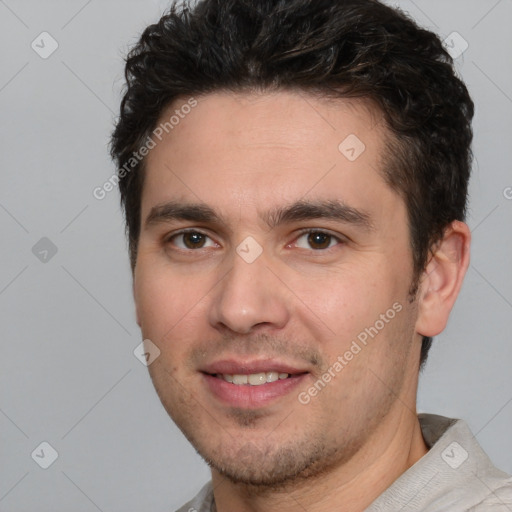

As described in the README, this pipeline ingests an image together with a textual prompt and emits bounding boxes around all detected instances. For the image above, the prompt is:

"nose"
[208,248,291,335]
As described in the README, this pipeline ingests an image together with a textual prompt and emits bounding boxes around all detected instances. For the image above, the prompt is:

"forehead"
[141,90,395,220]
[149,90,386,156]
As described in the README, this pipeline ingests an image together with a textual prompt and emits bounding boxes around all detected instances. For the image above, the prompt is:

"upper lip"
[200,359,309,375]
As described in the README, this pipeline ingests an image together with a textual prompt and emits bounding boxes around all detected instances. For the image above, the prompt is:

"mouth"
[199,360,310,408]
[206,371,305,385]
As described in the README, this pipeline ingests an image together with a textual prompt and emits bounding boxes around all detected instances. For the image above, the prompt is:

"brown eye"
[307,232,332,250]
[183,232,206,248]
[170,231,215,250]
[294,230,340,250]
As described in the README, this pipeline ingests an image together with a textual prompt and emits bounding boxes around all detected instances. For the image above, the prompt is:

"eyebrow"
[144,199,374,231]
[145,202,221,227]
[264,199,373,230]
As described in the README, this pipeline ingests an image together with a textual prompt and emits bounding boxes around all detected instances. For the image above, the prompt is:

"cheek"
[288,263,412,391]
[134,271,208,383]
[286,265,391,338]
[134,262,206,340]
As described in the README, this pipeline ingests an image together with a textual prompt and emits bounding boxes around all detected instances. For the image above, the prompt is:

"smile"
[215,372,291,385]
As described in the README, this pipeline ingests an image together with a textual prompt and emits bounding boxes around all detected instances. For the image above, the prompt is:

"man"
[110,0,512,510]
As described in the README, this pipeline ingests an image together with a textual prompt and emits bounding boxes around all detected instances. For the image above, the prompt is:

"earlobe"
[415,220,471,337]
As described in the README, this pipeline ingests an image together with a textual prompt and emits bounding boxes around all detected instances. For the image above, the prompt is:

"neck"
[211,408,428,512]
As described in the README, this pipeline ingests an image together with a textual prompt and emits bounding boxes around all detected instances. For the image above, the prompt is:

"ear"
[415,220,471,337]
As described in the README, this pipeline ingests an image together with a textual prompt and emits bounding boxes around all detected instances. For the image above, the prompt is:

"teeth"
[248,373,266,385]
[218,371,290,385]
[267,372,279,383]
[232,374,248,385]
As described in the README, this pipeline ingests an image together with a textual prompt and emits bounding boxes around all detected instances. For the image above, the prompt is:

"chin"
[200,436,354,490]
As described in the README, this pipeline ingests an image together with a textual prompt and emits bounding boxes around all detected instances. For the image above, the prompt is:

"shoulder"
[467,477,512,511]
[367,414,512,512]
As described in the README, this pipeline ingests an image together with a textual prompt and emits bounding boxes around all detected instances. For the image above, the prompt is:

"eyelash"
[165,228,345,252]
[165,228,218,250]
[292,228,344,251]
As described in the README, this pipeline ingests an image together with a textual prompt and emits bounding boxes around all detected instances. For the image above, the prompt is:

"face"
[133,91,423,487]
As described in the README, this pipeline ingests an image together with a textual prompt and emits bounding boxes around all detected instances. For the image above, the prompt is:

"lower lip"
[202,373,308,408]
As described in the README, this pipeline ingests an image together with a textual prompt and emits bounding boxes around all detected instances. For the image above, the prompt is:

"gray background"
[0,0,511,510]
